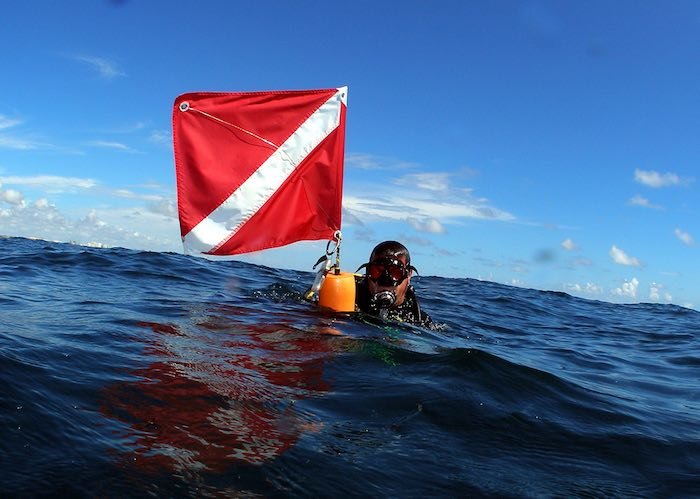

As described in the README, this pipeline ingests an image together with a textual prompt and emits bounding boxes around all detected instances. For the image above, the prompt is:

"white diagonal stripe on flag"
[183,87,347,254]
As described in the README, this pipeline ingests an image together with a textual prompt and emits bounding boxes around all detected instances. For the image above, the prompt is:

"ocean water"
[1,236,698,498]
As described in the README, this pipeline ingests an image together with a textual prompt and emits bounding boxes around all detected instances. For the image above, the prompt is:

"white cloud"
[394,173,450,192]
[1,189,25,206]
[0,176,180,251]
[649,282,672,303]
[405,197,514,221]
[561,238,576,251]
[34,198,50,209]
[0,115,21,130]
[343,159,516,247]
[71,55,125,79]
[612,277,639,298]
[149,129,171,144]
[87,140,138,153]
[341,208,364,227]
[0,135,44,150]
[344,194,514,224]
[0,115,59,151]
[609,245,641,267]
[399,233,433,248]
[674,228,694,246]
[628,194,662,209]
[109,122,147,134]
[343,196,409,221]
[112,188,164,202]
[148,198,178,218]
[345,152,419,171]
[634,169,690,188]
[407,216,446,234]
[83,209,107,228]
[345,153,381,170]
[79,207,180,250]
[0,189,179,251]
[0,175,98,192]
[512,263,527,274]
[565,282,603,295]
[344,154,515,235]
[1,174,174,207]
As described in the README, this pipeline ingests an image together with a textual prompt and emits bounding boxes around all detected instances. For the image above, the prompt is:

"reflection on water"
[101,305,350,473]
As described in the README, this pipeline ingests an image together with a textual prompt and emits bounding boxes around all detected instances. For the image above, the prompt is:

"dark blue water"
[1,236,698,497]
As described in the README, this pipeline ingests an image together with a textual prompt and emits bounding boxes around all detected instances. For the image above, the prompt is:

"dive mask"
[360,257,415,287]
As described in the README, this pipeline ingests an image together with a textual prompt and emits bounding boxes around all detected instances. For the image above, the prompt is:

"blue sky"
[1,0,698,308]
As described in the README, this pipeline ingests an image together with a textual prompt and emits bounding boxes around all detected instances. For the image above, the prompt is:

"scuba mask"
[359,257,415,287]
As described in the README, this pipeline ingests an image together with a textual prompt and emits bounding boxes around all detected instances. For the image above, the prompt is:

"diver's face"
[367,255,412,306]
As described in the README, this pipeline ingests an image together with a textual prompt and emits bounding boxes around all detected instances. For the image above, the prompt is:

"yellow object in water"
[318,271,356,312]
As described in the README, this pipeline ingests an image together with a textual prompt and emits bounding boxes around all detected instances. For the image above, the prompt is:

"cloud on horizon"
[0,176,179,252]
[649,282,672,302]
[612,277,639,298]
[564,282,603,295]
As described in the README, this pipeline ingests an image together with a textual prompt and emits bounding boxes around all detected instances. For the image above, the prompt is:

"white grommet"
[179,102,190,112]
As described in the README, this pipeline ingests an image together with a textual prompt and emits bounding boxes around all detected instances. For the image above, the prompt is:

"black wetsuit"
[355,276,435,329]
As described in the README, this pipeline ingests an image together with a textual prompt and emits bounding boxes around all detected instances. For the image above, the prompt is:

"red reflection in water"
[101,313,344,473]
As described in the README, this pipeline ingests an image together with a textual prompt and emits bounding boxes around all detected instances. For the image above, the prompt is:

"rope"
[333,230,342,269]
[182,104,281,152]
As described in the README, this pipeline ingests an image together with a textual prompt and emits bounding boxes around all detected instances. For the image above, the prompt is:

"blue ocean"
[1,236,698,497]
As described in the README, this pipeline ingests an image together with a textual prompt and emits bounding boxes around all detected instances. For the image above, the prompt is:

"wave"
[0,236,698,497]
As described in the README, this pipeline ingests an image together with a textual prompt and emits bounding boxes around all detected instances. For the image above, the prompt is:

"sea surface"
[1,236,698,498]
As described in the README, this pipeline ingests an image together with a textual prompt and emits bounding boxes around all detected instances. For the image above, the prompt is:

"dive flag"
[173,87,347,256]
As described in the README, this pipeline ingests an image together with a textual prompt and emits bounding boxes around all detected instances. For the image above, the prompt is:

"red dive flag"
[172,87,347,256]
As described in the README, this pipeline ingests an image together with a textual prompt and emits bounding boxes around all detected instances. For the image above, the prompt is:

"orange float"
[318,270,356,312]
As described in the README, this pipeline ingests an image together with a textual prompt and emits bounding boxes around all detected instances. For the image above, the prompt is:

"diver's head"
[363,241,416,306]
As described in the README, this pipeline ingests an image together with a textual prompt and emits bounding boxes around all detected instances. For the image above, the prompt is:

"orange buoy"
[318,271,356,312]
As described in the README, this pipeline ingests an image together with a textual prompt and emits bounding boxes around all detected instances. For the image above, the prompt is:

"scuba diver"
[355,241,435,329]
